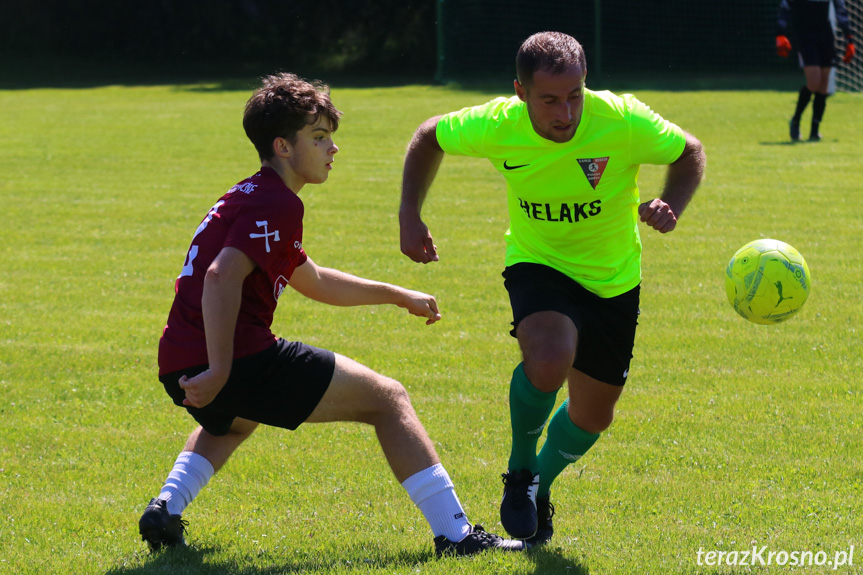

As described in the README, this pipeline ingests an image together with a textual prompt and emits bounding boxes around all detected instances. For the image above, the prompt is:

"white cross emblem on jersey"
[250,220,280,253]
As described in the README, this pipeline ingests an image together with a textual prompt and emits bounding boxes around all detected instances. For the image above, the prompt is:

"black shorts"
[797,29,838,68]
[503,262,640,386]
[159,339,335,436]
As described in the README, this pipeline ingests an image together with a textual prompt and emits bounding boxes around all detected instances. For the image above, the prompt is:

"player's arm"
[289,257,441,325]
[400,115,445,264]
[180,246,255,408]
[639,131,706,233]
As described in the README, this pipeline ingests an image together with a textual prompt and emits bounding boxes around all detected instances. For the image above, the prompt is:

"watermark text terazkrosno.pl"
[696,545,854,569]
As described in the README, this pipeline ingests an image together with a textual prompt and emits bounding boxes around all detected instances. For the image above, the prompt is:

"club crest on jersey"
[577,157,609,190]
[274,275,289,300]
[249,220,280,253]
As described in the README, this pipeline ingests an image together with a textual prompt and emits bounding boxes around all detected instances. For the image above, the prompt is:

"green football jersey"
[436,89,686,298]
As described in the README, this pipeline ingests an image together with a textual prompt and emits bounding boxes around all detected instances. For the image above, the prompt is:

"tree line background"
[0,0,438,83]
[0,0,806,87]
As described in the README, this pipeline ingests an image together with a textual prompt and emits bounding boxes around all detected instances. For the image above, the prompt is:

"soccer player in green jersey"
[399,31,706,545]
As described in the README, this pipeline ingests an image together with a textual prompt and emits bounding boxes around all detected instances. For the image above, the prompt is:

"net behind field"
[836,0,862,91]
[436,0,858,89]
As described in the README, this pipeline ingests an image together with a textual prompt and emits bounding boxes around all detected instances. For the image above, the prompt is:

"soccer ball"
[725,239,811,325]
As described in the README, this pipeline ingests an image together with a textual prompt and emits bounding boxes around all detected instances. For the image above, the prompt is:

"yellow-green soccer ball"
[725,239,811,325]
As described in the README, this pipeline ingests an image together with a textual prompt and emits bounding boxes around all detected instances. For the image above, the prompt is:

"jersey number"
[178,200,225,279]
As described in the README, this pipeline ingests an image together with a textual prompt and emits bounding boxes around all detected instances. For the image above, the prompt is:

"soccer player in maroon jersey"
[138,73,524,557]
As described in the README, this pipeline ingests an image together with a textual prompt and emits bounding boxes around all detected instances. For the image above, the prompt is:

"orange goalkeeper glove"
[843,39,856,64]
[776,35,792,57]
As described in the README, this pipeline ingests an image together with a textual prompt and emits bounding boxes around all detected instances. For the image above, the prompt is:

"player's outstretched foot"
[434,524,526,556]
[139,498,188,551]
[500,469,539,539]
[526,494,555,546]
[789,117,801,141]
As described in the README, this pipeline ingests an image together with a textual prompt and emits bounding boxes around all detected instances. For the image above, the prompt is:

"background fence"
[436,0,860,90]
[0,0,859,89]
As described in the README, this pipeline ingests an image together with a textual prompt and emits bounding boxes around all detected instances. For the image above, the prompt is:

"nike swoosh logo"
[503,160,529,170]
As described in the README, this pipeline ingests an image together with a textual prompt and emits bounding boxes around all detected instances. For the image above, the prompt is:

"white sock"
[158,451,215,516]
[401,463,472,542]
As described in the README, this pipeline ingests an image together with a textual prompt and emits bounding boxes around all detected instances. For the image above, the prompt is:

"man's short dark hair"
[243,73,343,161]
[516,32,586,88]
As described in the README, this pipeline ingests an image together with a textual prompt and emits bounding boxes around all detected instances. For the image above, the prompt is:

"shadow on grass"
[519,544,591,575]
[107,543,430,575]
[107,540,590,575]
[760,138,839,146]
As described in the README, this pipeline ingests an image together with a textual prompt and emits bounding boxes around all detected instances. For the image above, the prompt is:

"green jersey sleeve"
[626,94,686,165]
[436,97,514,157]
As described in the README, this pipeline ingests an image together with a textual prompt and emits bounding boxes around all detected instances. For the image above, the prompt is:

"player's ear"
[514,79,527,101]
[272,137,291,158]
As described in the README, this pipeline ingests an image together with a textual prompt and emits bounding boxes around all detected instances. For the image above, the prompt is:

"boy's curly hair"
[243,73,343,161]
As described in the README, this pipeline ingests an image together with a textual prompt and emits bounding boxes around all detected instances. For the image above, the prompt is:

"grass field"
[1,78,862,575]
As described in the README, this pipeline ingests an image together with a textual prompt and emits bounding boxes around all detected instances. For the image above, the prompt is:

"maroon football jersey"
[158,167,308,375]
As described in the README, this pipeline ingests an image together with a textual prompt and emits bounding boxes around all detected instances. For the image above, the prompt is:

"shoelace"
[501,472,536,509]
[470,524,498,543]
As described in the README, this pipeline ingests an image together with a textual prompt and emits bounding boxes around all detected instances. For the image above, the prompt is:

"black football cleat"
[434,524,525,556]
[499,469,539,539]
[526,494,555,546]
[808,122,822,141]
[789,117,801,141]
[138,498,188,551]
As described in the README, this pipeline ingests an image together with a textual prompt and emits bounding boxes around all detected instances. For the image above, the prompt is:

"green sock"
[536,400,600,496]
[507,363,558,473]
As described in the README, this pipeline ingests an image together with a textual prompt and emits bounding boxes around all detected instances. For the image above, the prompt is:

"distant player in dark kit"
[139,72,524,557]
[776,0,856,141]
[399,32,705,545]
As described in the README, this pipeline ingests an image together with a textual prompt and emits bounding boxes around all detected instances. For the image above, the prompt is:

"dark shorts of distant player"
[503,262,640,386]
[159,339,335,436]
[796,29,839,68]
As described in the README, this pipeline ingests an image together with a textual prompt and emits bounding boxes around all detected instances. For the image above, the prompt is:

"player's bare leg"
[517,311,576,393]
[305,353,439,482]
[139,418,258,550]
[499,311,574,538]
[183,418,259,472]
[502,311,624,543]
[802,66,832,141]
[307,353,523,554]
[565,369,623,435]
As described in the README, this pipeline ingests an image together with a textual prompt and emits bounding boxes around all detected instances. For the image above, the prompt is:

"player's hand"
[397,289,442,325]
[776,35,792,58]
[638,199,678,234]
[843,40,856,64]
[399,216,439,264]
[179,369,228,408]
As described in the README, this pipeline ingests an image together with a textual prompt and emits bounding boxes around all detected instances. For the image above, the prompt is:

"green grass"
[1,80,861,574]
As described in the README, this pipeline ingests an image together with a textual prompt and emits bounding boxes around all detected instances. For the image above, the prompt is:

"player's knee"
[523,348,573,391]
[569,404,614,434]
[371,376,414,416]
